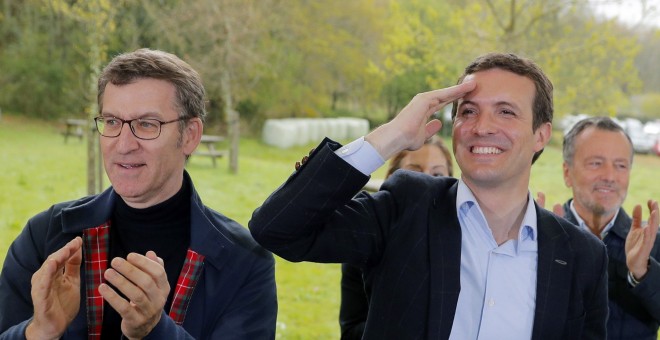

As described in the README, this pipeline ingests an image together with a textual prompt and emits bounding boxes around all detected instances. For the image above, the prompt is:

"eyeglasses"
[94,116,187,140]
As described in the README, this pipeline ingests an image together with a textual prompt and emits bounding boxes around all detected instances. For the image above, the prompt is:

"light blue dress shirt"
[450,181,537,340]
[337,137,539,340]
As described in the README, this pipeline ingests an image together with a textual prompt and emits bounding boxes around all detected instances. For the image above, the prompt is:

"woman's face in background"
[399,144,450,177]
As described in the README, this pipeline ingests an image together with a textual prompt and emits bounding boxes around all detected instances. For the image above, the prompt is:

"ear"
[533,122,552,152]
[182,118,203,156]
[562,162,572,188]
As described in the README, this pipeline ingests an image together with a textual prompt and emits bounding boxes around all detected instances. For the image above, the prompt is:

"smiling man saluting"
[250,52,608,340]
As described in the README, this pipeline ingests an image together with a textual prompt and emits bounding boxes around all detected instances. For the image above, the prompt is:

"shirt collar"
[456,180,538,246]
[569,200,618,238]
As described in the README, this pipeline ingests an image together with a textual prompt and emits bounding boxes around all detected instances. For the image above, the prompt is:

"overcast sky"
[591,0,660,27]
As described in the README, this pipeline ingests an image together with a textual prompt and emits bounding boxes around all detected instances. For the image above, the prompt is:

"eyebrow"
[100,111,163,119]
[584,155,631,163]
[459,99,521,111]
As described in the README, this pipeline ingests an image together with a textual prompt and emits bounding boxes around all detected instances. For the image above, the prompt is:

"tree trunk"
[221,70,239,173]
[86,42,100,195]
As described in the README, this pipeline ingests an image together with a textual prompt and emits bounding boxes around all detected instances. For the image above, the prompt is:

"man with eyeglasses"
[0,48,277,339]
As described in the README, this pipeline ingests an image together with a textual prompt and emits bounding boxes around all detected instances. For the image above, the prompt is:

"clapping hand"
[99,251,170,339]
[625,200,659,281]
[26,237,83,340]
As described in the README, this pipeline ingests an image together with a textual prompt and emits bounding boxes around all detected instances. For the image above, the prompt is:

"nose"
[114,122,140,153]
[599,163,617,182]
[471,112,496,136]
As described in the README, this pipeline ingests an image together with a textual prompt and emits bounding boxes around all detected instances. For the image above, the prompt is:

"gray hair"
[562,116,633,165]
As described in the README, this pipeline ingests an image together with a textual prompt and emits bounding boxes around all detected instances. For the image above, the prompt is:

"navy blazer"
[250,138,608,340]
[563,200,660,339]
[0,171,277,339]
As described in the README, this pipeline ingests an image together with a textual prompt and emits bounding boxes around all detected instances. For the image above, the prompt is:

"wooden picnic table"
[192,134,227,167]
[61,118,89,143]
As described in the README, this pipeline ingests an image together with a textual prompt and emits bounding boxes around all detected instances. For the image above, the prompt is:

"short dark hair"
[97,48,207,133]
[562,116,633,165]
[451,53,553,163]
[385,135,454,178]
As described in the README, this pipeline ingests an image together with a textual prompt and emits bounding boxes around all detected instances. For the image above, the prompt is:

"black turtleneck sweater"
[101,179,191,339]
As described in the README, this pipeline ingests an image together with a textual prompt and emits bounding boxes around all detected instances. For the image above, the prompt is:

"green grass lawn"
[1,114,659,338]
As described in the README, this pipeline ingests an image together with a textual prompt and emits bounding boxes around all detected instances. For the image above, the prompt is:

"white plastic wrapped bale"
[304,118,323,142]
[262,119,298,149]
[293,119,312,146]
[339,118,370,139]
[324,119,346,141]
[262,117,371,148]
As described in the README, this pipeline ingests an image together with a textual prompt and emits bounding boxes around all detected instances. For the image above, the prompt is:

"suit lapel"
[531,207,575,340]
[427,182,462,340]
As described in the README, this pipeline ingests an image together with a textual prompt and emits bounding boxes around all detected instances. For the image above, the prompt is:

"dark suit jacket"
[563,200,660,340]
[339,263,368,339]
[250,138,608,340]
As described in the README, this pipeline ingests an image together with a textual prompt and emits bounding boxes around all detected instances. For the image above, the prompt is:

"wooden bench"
[192,135,227,167]
[61,118,88,143]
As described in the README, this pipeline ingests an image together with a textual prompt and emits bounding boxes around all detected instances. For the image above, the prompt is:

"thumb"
[424,120,442,139]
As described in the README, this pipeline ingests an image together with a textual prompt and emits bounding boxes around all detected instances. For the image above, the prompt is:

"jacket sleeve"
[0,213,52,339]
[141,311,194,340]
[630,255,660,322]
[249,138,395,267]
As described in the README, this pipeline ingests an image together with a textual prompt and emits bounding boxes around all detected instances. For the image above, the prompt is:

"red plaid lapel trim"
[168,249,205,325]
[82,223,110,340]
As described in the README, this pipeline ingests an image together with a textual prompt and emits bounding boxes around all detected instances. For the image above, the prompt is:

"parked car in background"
[561,115,659,156]
[621,118,657,154]
[559,113,590,135]
[646,120,660,157]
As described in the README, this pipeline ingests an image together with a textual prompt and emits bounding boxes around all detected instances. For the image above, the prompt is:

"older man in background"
[557,116,659,339]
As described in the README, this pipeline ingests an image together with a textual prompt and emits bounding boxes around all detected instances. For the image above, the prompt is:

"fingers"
[33,237,83,294]
[100,252,170,335]
[631,200,659,231]
[102,254,169,305]
[100,252,169,339]
[646,200,659,240]
[424,119,442,139]
[552,204,565,218]
[425,81,476,107]
[415,81,476,122]
[536,192,546,209]
[632,204,643,230]
[63,238,83,279]
[28,237,83,339]
[367,82,475,160]
[647,200,659,228]
[145,251,164,267]
[49,237,83,271]
[625,200,659,278]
